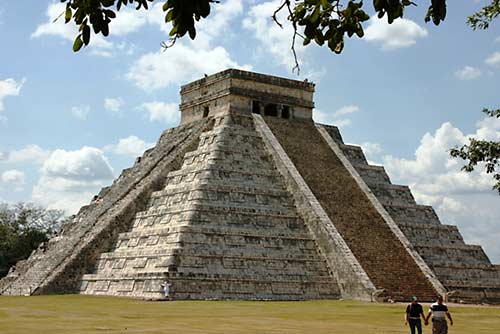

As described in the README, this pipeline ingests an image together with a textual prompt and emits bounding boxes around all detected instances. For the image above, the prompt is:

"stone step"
[368,183,417,206]
[399,223,466,247]
[164,166,283,188]
[145,185,296,212]
[199,126,263,141]
[153,181,289,200]
[98,244,320,261]
[129,213,304,233]
[80,274,340,300]
[383,203,441,226]
[91,258,331,278]
[416,244,490,265]
[116,225,312,243]
[181,149,271,171]
[114,232,316,253]
[339,144,367,165]
[131,204,301,227]
[352,164,391,185]
[136,202,299,222]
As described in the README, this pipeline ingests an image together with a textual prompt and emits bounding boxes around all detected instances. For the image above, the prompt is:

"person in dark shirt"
[425,295,453,334]
[405,296,425,334]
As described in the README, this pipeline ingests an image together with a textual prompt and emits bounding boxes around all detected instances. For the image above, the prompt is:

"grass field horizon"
[1,295,499,334]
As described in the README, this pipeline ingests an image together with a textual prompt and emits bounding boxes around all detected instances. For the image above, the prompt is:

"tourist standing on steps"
[405,296,425,334]
[161,281,172,299]
[425,295,453,334]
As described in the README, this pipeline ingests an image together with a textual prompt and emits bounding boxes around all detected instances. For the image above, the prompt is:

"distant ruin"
[2,69,499,303]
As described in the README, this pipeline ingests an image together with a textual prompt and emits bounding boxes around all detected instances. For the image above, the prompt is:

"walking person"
[425,295,453,334]
[405,296,425,334]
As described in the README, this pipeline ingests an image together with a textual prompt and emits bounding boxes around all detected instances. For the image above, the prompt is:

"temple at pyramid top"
[179,69,315,124]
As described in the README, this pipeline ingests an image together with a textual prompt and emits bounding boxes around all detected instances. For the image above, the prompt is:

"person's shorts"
[432,319,448,334]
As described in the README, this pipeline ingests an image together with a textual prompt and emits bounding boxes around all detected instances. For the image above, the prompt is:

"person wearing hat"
[425,295,453,334]
[405,296,425,334]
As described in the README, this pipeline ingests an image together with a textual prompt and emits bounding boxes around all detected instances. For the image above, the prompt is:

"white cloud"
[32,147,114,214]
[365,15,428,50]
[123,1,248,84]
[360,142,382,160]
[140,101,179,125]
[71,105,90,120]
[127,44,251,90]
[104,97,124,114]
[485,51,500,66]
[243,0,306,69]
[195,0,244,49]
[0,78,25,122]
[333,105,360,117]
[454,66,482,80]
[3,145,50,165]
[334,119,352,127]
[381,117,500,262]
[1,170,25,191]
[495,36,500,43]
[105,135,154,157]
[109,7,148,36]
[32,2,114,55]
[313,105,360,128]
[41,147,114,180]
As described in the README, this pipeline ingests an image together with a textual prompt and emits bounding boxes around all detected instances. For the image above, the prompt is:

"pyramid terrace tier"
[81,273,340,300]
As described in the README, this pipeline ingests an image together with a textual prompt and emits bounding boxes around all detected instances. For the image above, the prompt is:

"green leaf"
[101,0,115,8]
[73,35,83,52]
[165,9,174,22]
[188,26,196,39]
[199,0,211,18]
[82,25,91,45]
[65,6,72,24]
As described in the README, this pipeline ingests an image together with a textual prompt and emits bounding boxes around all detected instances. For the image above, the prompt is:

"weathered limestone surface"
[0,120,209,296]
[322,124,500,303]
[80,110,340,300]
[264,117,438,301]
[254,114,377,301]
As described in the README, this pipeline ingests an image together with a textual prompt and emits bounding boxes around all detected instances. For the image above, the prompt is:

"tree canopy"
[62,0,447,57]
[0,203,66,278]
[450,109,500,194]
[449,2,499,194]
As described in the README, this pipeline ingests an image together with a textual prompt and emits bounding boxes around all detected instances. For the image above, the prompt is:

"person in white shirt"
[161,281,172,299]
[425,295,453,334]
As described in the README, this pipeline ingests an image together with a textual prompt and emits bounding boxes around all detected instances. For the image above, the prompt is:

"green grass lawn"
[0,296,499,334]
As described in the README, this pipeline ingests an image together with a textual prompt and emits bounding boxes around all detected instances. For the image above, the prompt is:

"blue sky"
[0,1,499,261]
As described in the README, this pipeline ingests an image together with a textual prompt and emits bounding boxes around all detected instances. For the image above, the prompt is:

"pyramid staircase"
[262,117,439,301]
[80,110,341,300]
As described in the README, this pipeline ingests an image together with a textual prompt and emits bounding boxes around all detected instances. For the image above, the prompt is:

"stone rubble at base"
[1,69,499,304]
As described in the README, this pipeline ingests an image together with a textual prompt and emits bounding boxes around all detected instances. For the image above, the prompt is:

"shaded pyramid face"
[1,69,500,303]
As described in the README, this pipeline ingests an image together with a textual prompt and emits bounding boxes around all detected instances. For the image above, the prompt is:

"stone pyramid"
[2,69,499,303]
